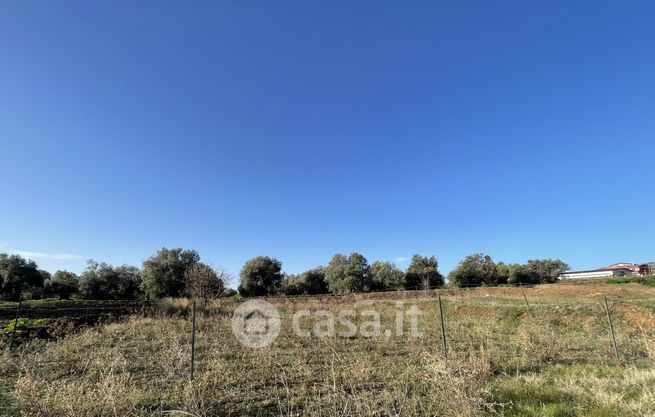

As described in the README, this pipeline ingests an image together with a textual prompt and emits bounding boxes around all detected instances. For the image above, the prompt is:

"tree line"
[0,249,569,301]
[238,253,443,296]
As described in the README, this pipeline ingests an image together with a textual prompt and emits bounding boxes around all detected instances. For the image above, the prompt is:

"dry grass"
[1,283,654,416]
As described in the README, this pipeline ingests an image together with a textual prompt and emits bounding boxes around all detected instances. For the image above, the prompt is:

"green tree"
[238,256,283,296]
[280,273,306,295]
[39,270,51,283]
[114,265,143,299]
[301,268,328,294]
[370,261,405,291]
[495,262,519,285]
[141,248,200,299]
[405,254,444,289]
[504,259,570,285]
[448,253,498,287]
[44,270,79,299]
[0,253,44,300]
[280,268,328,295]
[79,261,142,300]
[507,264,536,285]
[525,259,570,283]
[324,253,371,294]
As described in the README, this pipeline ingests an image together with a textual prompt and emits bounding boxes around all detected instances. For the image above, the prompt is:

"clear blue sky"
[1,1,654,280]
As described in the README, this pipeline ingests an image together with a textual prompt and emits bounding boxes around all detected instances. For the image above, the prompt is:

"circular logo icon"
[231,299,281,348]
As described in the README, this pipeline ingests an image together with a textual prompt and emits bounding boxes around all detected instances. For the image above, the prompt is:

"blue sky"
[1,1,654,280]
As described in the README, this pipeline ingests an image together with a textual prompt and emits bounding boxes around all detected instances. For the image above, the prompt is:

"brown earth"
[612,302,655,329]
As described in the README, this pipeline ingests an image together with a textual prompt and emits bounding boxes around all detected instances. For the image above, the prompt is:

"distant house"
[639,262,655,275]
[559,268,633,280]
[559,261,655,280]
[600,263,640,273]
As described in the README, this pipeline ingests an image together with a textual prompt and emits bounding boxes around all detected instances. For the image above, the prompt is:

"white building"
[559,268,633,280]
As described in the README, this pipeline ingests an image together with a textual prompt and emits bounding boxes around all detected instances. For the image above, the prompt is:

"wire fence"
[2,283,654,385]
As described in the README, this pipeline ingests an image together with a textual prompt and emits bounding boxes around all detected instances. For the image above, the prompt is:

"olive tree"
[238,256,283,296]
[280,268,328,295]
[44,270,79,299]
[0,253,44,300]
[448,253,498,287]
[324,252,371,294]
[141,248,200,299]
[525,259,570,283]
[79,261,142,300]
[404,254,444,290]
[370,261,405,291]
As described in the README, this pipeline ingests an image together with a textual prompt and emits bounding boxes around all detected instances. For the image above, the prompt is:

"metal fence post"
[84,291,92,326]
[604,296,619,359]
[438,292,448,360]
[9,291,23,349]
[190,300,197,380]
[520,284,534,317]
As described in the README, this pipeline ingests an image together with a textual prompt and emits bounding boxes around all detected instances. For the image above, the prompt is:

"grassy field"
[1,283,654,417]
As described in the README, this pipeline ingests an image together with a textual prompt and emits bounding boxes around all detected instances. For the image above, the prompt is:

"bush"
[603,275,655,287]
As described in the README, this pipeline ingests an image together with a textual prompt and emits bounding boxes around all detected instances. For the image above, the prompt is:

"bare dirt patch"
[612,303,655,329]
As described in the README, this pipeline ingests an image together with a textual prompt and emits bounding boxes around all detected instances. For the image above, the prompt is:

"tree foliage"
[525,259,570,283]
[448,253,498,287]
[141,248,200,299]
[282,269,325,295]
[324,253,371,294]
[449,256,571,286]
[405,254,444,289]
[280,273,304,295]
[79,261,142,300]
[238,256,283,296]
[370,261,405,291]
[281,268,328,295]
[0,253,44,300]
[495,262,518,285]
[507,259,570,284]
[44,270,79,299]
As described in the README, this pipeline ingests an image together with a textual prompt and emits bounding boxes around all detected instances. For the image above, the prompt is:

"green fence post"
[9,291,23,349]
[190,300,197,380]
[604,296,619,360]
[438,292,448,361]
[84,291,92,326]
[520,284,534,317]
